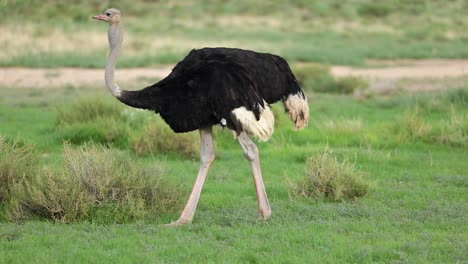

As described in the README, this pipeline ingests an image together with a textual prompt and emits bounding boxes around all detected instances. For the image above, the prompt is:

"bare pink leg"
[237,132,271,220]
[164,127,215,226]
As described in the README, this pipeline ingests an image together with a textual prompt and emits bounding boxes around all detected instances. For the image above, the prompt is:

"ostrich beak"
[92,14,107,21]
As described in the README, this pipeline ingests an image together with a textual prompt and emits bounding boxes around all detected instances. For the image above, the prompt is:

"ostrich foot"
[257,209,272,221]
[161,219,192,227]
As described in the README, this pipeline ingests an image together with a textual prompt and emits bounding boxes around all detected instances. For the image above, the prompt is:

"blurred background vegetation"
[1,0,468,67]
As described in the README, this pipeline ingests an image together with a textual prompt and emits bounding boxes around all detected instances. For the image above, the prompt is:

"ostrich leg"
[166,127,215,226]
[237,132,272,220]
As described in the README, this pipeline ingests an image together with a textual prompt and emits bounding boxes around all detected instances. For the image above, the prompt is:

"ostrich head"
[92,8,121,24]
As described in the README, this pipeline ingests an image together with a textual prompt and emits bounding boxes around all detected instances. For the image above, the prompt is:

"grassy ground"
[0,84,466,263]
[1,0,468,67]
[0,1,467,262]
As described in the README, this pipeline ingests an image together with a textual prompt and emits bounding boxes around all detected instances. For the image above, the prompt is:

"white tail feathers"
[284,93,309,130]
[231,102,274,142]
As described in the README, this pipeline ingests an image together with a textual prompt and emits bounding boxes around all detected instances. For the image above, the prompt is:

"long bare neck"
[105,22,124,97]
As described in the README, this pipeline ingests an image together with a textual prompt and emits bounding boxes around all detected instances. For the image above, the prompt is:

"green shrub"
[6,144,181,223]
[292,63,335,92]
[435,106,467,147]
[394,108,432,143]
[290,146,370,202]
[335,76,368,94]
[132,122,199,159]
[0,136,38,202]
[357,2,395,17]
[56,96,123,127]
[292,64,367,94]
[56,118,129,148]
[55,97,132,147]
[446,88,468,106]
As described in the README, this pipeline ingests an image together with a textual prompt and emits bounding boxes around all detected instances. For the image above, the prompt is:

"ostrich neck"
[105,22,124,97]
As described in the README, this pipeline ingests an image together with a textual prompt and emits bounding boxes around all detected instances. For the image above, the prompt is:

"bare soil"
[1,59,468,91]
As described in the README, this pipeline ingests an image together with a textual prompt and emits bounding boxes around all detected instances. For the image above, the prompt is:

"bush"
[290,146,370,202]
[56,96,123,127]
[0,136,38,202]
[446,88,468,106]
[6,143,182,223]
[394,107,432,143]
[132,122,199,159]
[357,2,394,17]
[56,118,129,148]
[292,63,334,92]
[55,96,130,147]
[435,106,467,147]
[292,64,367,94]
[55,97,199,158]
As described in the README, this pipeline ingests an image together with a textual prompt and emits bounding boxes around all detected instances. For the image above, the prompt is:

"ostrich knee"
[241,140,259,162]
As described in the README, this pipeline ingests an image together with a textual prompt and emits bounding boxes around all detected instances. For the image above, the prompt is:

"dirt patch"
[0,67,172,89]
[1,59,468,90]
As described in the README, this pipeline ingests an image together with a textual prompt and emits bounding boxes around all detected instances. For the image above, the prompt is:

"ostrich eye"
[105,12,111,16]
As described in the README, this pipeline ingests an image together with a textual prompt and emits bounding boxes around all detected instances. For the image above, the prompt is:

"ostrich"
[92,8,309,226]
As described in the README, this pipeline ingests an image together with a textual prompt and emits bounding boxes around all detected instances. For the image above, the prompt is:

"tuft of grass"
[435,106,467,147]
[0,136,38,202]
[6,143,181,223]
[132,122,199,159]
[446,87,468,106]
[323,118,364,134]
[290,146,371,202]
[393,107,433,144]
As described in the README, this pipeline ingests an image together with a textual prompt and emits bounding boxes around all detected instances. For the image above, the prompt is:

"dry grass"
[0,25,105,61]
[0,136,38,202]
[394,107,433,143]
[290,146,370,202]
[323,118,364,134]
[5,143,182,223]
[436,106,467,147]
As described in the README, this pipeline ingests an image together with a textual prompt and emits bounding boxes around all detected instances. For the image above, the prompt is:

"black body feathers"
[119,47,304,133]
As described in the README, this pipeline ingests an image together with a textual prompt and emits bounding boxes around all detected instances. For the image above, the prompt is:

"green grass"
[0,84,466,262]
[0,0,468,67]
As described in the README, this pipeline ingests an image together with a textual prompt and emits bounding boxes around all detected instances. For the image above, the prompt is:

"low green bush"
[0,136,38,202]
[6,143,182,223]
[292,64,368,94]
[435,106,467,147]
[56,96,123,127]
[55,97,200,157]
[357,2,395,17]
[56,118,129,148]
[290,146,371,202]
[446,87,468,106]
[393,107,433,144]
[132,122,199,159]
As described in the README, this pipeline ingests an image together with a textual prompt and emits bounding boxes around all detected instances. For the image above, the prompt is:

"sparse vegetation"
[394,107,433,144]
[435,106,468,147]
[5,143,181,223]
[290,146,370,202]
[0,136,37,202]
